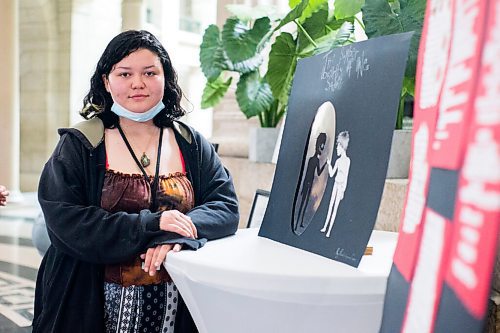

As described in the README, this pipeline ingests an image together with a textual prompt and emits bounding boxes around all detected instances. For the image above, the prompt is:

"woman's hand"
[141,243,182,276]
[159,210,197,239]
[0,185,9,206]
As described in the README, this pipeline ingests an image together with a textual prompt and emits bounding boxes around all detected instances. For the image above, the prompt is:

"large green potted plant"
[199,0,356,161]
[199,0,425,164]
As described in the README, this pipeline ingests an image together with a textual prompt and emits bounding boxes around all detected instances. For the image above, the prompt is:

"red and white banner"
[401,209,453,333]
[429,0,489,169]
[392,0,453,282]
[439,0,500,321]
[380,0,499,332]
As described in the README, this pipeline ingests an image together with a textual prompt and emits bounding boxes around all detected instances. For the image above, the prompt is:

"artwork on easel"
[259,33,412,267]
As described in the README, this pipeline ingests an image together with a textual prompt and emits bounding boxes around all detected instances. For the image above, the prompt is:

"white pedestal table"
[165,228,398,333]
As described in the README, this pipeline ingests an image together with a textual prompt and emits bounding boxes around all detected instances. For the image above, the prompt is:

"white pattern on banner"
[474,1,500,127]
[460,130,500,210]
[444,130,499,318]
[451,205,482,289]
[402,209,449,333]
[442,0,500,317]
[430,0,487,168]
[419,0,453,109]
[390,0,449,283]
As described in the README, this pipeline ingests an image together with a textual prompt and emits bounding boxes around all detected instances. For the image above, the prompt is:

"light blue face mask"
[111,100,165,122]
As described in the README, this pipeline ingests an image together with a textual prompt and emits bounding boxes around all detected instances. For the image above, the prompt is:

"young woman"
[33,30,239,332]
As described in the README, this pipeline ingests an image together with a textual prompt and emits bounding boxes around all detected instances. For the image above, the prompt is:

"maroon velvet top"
[102,170,194,286]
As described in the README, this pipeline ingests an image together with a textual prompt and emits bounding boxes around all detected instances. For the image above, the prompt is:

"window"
[179,0,201,34]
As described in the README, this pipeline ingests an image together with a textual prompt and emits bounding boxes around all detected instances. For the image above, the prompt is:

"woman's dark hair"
[80,30,185,127]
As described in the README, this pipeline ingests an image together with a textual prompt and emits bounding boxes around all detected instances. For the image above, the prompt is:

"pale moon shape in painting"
[292,101,336,235]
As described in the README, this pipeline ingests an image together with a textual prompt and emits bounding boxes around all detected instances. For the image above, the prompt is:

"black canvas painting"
[259,33,412,267]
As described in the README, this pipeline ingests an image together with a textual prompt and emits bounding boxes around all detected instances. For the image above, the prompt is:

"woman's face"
[103,48,165,113]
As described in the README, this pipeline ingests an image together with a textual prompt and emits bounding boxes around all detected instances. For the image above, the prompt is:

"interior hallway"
[0,193,41,332]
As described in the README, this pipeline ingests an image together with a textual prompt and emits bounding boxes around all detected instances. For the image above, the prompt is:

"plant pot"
[249,127,280,163]
[386,129,412,179]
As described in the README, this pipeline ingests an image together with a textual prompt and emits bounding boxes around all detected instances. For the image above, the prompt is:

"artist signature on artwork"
[320,46,370,93]
[335,247,357,262]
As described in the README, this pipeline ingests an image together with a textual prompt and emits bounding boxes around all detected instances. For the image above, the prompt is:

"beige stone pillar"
[0,0,21,200]
[212,0,257,157]
[122,0,145,31]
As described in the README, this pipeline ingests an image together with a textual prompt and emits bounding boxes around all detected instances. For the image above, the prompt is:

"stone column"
[212,0,290,158]
[122,0,145,31]
[212,0,259,157]
[0,0,21,201]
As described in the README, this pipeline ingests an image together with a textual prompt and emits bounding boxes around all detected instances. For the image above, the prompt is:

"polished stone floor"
[0,193,41,332]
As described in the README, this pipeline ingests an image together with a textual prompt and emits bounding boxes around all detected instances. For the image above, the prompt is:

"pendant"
[140,152,151,168]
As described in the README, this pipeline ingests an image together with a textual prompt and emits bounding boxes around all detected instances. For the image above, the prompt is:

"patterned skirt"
[104,281,179,333]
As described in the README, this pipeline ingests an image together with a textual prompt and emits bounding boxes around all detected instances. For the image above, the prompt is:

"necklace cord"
[151,127,164,211]
[116,123,164,211]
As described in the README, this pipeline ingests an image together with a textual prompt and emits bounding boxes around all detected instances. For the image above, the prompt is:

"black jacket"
[33,118,239,332]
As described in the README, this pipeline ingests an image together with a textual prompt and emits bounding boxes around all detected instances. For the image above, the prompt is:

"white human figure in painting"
[321,131,350,238]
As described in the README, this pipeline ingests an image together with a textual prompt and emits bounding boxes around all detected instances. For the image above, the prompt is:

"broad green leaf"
[260,100,284,127]
[334,0,365,19]
[329,21,355,48]
[300,0,329,21]
[266,32,298,105]
[229,53,264,74]
[297,7,329,51]
[200,25,228,81]
[236,71,274,119]
[201,76,233,109]
[222,17,271,63]
[289,0,327,21]
[402,75,415,97]
[226,4,280,21]
[275,0,309,31]
[400,0,426,78]
[300,21,354,56]
[362,0,426,78]
[327,16,352,31]
[362,0,400,36]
